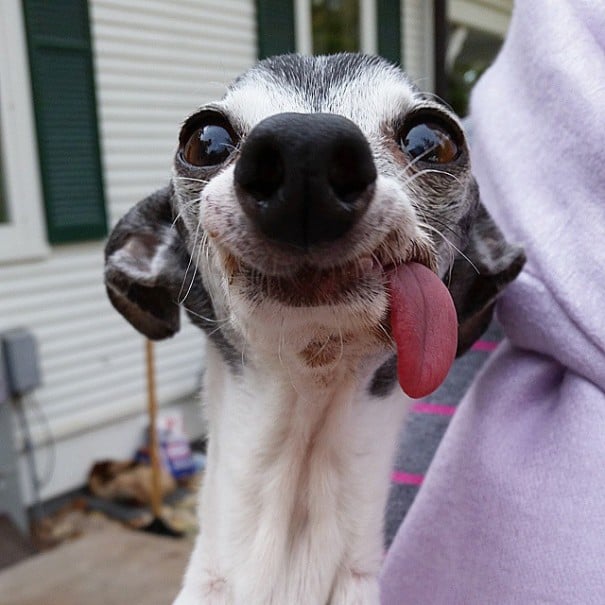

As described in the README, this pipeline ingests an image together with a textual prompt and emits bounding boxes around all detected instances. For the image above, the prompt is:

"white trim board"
[0,0,49,264]
[449,0,512,37]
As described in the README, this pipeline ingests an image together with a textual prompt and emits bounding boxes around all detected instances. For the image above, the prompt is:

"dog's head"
[105,53,524,384]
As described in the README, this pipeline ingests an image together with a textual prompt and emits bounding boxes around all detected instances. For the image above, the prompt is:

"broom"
[142,339,183,537]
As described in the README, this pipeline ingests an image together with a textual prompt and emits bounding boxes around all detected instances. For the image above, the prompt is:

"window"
[0,0,48,262]
[295,0,377,56]
[444,0,512,115]
[446,25,504,115]
[311,0,360,55]
[257,0,401,65]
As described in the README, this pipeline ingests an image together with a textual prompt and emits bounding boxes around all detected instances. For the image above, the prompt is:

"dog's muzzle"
[234,112,377,249]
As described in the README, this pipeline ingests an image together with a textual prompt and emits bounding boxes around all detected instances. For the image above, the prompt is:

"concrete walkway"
[0,526,191,605]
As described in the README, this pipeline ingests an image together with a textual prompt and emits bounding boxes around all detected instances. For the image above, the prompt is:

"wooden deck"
[0,526,192,605]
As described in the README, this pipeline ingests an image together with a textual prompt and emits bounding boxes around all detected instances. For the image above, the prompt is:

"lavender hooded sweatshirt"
[381,1,605,604]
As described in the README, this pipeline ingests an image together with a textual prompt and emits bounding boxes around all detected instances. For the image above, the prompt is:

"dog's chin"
[216,235,435,309]
[242,258,387,308]
[219,251,387,308]
[226,258,397,362]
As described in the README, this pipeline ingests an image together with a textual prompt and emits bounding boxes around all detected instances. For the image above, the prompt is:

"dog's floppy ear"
[448,185,526,356]
[104,184,193,340]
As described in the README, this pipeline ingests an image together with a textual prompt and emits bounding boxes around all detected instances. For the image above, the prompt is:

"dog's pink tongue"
[390,263,458,399]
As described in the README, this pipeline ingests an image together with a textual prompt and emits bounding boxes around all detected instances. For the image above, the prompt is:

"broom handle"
[145,339,163,518]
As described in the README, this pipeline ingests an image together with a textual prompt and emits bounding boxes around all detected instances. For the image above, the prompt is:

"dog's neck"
[193,338,405,603]
[205,322,393,445]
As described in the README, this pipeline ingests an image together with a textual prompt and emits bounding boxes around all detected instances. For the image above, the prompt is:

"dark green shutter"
[377,0,402,65]
[22,0,107,244]
[256,0,296,59]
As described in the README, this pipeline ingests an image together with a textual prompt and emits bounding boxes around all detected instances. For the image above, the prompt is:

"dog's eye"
[399,121,459,164]
[183,121,235,167]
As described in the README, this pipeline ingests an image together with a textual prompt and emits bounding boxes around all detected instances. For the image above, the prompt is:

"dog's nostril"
[237,144,284,202]
[329,144,377,205]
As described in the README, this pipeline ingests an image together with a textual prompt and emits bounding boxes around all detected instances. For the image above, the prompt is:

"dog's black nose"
[234,112,376,249]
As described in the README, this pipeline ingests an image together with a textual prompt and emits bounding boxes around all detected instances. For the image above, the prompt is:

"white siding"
[92,0,257,222]
[402,0,435,92]
[0,0,256,500]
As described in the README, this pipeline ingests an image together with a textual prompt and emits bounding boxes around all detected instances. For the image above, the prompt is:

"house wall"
[0,0,256,503]
[2,0,443,505]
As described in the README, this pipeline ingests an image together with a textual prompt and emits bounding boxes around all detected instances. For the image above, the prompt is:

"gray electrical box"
[2,329,41,396]
[0,337,28,534]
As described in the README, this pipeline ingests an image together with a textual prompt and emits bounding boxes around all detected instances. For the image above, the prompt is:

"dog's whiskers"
[418,91,456,114]
[374,316,394,348]
[178,220,203,304]
[335,312,345,367]
[306,332,334,363]
[401,149,435,175]
[173,176,211,185]
[171,194,203,228]
[404,166,464,188]
[411,204,465,247]
[182,305,230,326]
[422,222,479,274]
[204,322,231,341]
[428,216,464,239]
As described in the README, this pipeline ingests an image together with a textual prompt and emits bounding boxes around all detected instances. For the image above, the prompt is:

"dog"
[104,53,525,605]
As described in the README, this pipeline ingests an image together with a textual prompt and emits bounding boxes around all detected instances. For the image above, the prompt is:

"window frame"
[294,0,378,56]
[0,0,48,263]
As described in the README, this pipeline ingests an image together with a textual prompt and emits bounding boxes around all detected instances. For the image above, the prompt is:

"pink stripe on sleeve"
[391,471,424,486]
[411,402,456,416]
[471,339,499,352]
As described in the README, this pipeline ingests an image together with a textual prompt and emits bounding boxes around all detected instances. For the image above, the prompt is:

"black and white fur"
[105,54,524,605]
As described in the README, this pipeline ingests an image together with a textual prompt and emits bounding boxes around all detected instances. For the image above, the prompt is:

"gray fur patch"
[368,355,398,397]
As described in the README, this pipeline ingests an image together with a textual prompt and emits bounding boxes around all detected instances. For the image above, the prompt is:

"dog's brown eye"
[400,122,459,164]
[183,122,235,167]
